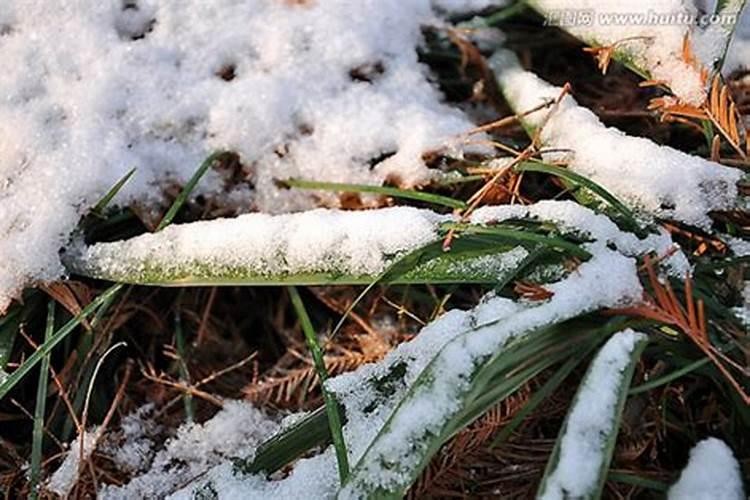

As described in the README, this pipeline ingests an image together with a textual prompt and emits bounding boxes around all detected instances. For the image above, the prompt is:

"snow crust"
[668,437,745,500]
[491,50,742,229]
[539,329,646,500]
[0,0,490,311]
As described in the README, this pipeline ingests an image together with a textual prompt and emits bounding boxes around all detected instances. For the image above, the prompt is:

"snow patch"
[101,401,278,499]
[668,437,745,500]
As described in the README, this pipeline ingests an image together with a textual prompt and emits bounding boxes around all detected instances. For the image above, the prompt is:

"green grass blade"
[513,161,642,233]
[0,307,21,372]
[69,225,552,287]
[537,330,649,500]
[29,302,55,500]
[288,287,349,482]
[713,0,748,73]
[0,283,123,401]
[482,0,528,25]
[629,357,711,395]
[280,178,467,210]
[607,471,669,492]
[233,406,333,475]
[339,317,622,498]
[91,167,136,216]
[174,292,195,424]
[155,151,227,231]
[489,344,593,448]
[443,223,592,260]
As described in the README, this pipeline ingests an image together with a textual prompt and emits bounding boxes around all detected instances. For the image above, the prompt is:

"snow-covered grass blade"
[537,330,649,500]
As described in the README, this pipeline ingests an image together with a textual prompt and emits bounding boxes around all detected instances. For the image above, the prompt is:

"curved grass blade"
[288,287,349,482]
[0,284,123,401]
[280,178,467,210]
[513,160,642,234]
[537,330,648,500]
[338,316,632,499]
[443,223,592,260]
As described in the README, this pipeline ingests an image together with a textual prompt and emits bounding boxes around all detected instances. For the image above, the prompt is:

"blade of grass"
[91,168,136,217]
[339,317,631,498]
[489,344,593,448]
[155,151,228,232]
[29,301,55,500]
[443,223,592,260]
[482,0,528,25]
[513,160,642,233]
[607,471,669,492]
[0,283,123,401]
[537,331,649,500]
[280,178,467,210]
[174,291,194,423]
[0,307,21,372]
[234,406,334,476]
[629,357,711,395]
[288,287,349,482]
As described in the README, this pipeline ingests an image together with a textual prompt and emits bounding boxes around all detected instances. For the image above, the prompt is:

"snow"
[538,329,647,500]
[47,427,99,498]
[0,0,496,311]
[491,50,743,229]
[71,199,690,284]
[471,199,691,275]
[721,2,750,74]
[119,199,657,498]
[530,1,707,104]
[101,400,279,499]
[337,241,644,497]
[100,404,159,474]
[668,437,745,500]
[70,207,447,284]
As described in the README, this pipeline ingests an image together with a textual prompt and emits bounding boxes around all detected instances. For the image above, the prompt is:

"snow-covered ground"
[0,0,502,311]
